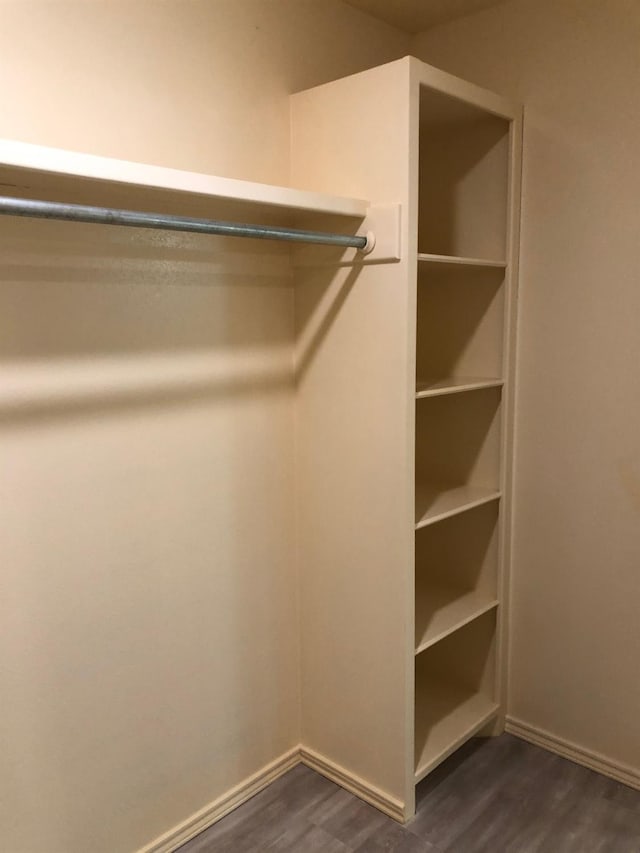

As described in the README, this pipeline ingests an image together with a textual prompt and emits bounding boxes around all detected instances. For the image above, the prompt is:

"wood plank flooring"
[178,735,640,852]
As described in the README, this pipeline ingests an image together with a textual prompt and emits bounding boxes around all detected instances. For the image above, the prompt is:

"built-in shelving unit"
[288,57,521,824]
[413,63,520,797]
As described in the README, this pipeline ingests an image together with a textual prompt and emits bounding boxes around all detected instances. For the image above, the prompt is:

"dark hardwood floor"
[178,735,640,852]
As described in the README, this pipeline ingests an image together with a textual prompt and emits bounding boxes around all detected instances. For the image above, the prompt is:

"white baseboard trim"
[137,746,300,853]
[506,716,640,791]
[300,745,405,823]
[138,743,406,852]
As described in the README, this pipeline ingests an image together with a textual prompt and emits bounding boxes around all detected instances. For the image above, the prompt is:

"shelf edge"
[417,252,507,269]
[415,491,502,530]
[415,599,499,657]
[416,379,503,399]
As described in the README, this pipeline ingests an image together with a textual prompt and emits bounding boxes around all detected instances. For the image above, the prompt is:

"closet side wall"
[0,5,410,853]
[413,0,640,782]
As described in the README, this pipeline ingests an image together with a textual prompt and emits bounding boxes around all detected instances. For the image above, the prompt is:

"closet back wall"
[413,0,640,783]
[0,3,409,852]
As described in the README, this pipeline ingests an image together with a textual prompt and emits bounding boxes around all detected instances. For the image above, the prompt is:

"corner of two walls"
[410,0,640,785]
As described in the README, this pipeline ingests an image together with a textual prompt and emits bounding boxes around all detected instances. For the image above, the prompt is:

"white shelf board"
[415,484,501,530]
[416,378,503,399]
[418,252,506,269]
[414,681,499,783]
[0,139,368,224]
[415,587,499,656]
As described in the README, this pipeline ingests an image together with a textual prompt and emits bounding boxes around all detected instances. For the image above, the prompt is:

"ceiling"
[343,0,507,33]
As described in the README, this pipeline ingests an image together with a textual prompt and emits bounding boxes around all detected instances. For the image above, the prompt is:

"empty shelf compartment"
[415,388,502,529]
[416,264,506,387]
[416,377,503,399]
[418,86,510,261]
[415,609,498,782]
[415,502,500,653]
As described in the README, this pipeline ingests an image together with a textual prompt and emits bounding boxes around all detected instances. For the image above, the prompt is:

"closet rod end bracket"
[359,230,376,255]
[359,203,401,263]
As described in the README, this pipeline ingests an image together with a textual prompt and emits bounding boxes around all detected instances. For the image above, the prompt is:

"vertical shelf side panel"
[494,108,524,728]
[290,57,417,819]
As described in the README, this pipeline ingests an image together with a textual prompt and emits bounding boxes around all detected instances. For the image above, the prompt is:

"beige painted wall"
[0,4,409,852]
[0,0,408,184]
[413,0,640,774]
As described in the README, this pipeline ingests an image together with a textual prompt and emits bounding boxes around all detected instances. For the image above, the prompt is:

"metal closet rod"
[0,195,373,251]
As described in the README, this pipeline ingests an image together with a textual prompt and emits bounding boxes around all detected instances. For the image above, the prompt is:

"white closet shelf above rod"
[0,139,401,261]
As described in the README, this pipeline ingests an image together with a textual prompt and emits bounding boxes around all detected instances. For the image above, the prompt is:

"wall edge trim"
[299,745,406,823]
[506,716,640,791]
[137,746,301,853]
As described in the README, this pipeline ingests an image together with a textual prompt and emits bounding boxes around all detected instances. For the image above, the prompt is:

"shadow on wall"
[0,218,298,422]
[1,217,367,423]
[294,259,362,384]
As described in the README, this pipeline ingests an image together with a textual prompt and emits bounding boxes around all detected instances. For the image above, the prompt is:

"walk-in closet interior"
[2,2,638,852]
